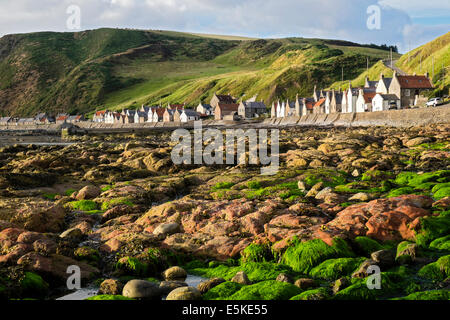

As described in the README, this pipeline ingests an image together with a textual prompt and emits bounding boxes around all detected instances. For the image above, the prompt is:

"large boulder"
[75,186,101,200]
[10,202,66,233]
[122,280,161,300]
[162,266,187,281]
[166,286,201,300]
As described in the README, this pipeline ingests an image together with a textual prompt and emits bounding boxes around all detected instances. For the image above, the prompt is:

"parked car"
[426,97,443,107]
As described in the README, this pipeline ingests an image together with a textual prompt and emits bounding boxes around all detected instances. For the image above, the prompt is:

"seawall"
[0,105,448,134]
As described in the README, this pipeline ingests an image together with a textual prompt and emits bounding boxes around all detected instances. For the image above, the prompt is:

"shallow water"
[56,274,208,301]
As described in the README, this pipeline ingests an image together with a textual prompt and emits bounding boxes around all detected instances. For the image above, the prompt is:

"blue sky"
[0,0,448,53]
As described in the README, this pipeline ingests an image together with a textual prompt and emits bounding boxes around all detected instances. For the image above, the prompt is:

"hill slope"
[0,28,398,116]
[330,32,449,95]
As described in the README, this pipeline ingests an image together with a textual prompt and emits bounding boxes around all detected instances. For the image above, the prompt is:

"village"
[0,71,438,127]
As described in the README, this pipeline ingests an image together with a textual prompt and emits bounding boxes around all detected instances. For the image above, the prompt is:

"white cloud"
[0,0,447,53]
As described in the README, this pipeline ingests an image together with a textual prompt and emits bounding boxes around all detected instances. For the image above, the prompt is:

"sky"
[0,0,448,53]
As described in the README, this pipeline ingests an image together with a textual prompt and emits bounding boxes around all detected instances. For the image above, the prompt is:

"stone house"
[152,108,165,122]
[93,110,107,123]
[67,115,85,123]
[0,117,12,126]
[56,114,69,124]
[238,101,267,119]
[376,74,393,94]
[388,72,433,108]
[215,103,239,121]
[210,93,237,111]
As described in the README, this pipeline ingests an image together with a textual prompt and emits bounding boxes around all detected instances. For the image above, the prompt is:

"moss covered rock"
[202,282,243,300]
[290,287,330,300]
[240,243,273,263]
[418,255,450,281]
[227,280,302,300]
[281,238,354,274]
[429,235,450,251]
[20,272,49,298]
[392,290,450,300]
[309,257,366,280]
[353,236,386,256]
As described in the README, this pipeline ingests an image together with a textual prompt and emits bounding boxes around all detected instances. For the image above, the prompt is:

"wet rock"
[405,137,432,147]
[294,278,316,290]
[352,259,377,279]
[162,266,187,281]
[349,193,371,202]
[231,271,251,285]
[276,273,293,284]
[297,181,308,192]
[166,286,201,300]
[122,280,161,300]
[75,185,101,200]
[159,281,188,295]
[370,250,395,268]
[306,182,324,198]
[11,203,65,233]
[333,277,350,294]
[153,223,180,237]
[197,278,226,294]
[99,279,124,295]
[60,228,84,241]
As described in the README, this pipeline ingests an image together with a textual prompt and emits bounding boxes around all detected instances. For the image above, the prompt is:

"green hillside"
[396,32,449,96]
[0,28,399,117]
[329,32,449,95]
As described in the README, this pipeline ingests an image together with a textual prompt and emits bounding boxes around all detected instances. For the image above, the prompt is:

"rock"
[294,278,316,290]
[297,181,307,192]
[351,169,360,177]
[122,280,161,299]
[162,266,187,281]
[159,281,188,295]
[75,185,101,200]
[315,187,334,200]
[276,273,293,284]
[371,250,395,268]
[349,192,371,202]
[153,223,180,237]
[405,137,431,147]
[101,205,134,223]
[17,253,99,282]
[318,143,333,155]
[352,259,376,279]
[231,271,251,285]
[306,182,324,198]
[396,241,419,264]
[166,286,202,300]
[59,228,84,240]
[333,277,350,294]
[197,278,226,294]
[11,203,65,233]
[33,239,57,255]
[99,279,124,295]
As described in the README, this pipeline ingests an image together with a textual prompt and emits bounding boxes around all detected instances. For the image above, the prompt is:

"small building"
[210,93,237,111]
[17,118,35,125]
[152,108,165,122]
[196,103,214,116]
[372,94,401,112]
[356,89,376,113]
[215,103,239,121]
[330,90,343,113]
[0,117,13,126]
[389,72,433,108]
[35,113,53,124]
[313,98,326,114]
[238,101,267,119]
[93,110,107,123]
[180,109,201,122]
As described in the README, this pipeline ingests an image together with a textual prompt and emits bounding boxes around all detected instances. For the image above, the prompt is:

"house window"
[405,89,410,97]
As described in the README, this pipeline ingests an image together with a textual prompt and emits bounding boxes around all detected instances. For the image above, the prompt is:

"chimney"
[425,72,430,79]
[380,73,384,79]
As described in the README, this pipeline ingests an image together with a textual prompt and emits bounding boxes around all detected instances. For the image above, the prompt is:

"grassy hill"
[330,32,449,95]
[0,28,400,117]
[396,32,449,97]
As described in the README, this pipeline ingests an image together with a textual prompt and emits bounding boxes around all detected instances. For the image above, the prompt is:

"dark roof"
[217,103,239,114]
[215,94,236,104]
[182,109,200,117]
[242,101,266,109]
[378,94,400,100]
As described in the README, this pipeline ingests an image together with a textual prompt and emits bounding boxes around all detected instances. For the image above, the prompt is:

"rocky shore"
[0,124,449,300]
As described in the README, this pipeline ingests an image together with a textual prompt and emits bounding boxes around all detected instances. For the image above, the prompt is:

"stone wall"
[1,106,449,134]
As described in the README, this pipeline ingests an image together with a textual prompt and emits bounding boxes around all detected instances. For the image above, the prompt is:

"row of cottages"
[210,93,268,120]
[307,71,434,115]
[1,113,84,126]
[271,95,315,118]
